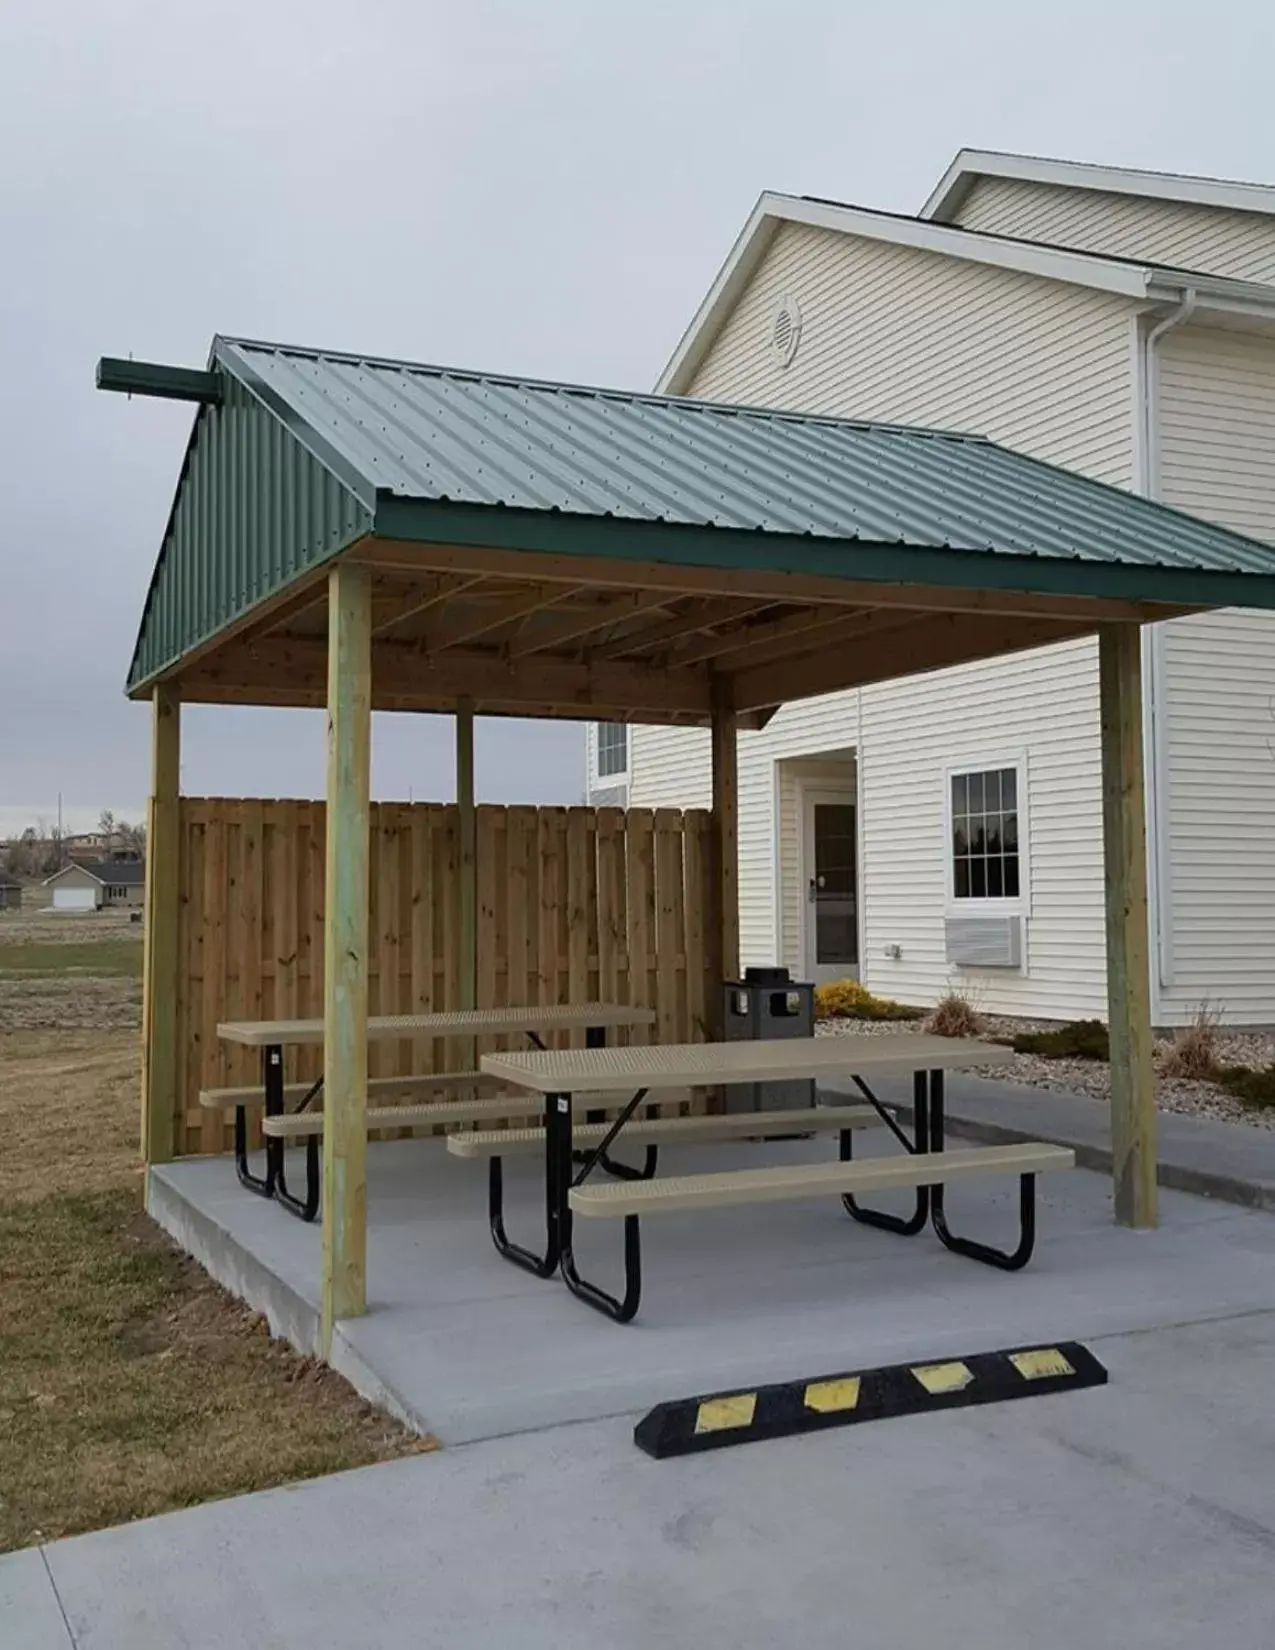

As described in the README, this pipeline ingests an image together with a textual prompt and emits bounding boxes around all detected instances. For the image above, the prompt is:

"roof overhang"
[657,192,1275,396]
[922,148,1275,225]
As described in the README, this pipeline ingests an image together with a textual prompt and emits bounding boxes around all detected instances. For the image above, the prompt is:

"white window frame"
[942,753,1030,918]
[591,722,630,786]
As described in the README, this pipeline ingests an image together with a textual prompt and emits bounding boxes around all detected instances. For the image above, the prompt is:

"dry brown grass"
[0,1007,433,1554]
[1159,1002,1223,1081]
[925,991,983,1038]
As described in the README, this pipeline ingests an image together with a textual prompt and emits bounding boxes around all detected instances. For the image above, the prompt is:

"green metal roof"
[124,334,1275,691]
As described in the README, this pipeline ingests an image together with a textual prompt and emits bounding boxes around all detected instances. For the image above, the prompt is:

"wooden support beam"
[185,637,712,718]
[354,538,1189,625]
[321,563,372,1352]
[420,585,567,651]
[730,613,1086,711]
[141,684,181,1167]
[1099,623,1157,1229]
[710,679,740,1024]
[456,697,477,1012]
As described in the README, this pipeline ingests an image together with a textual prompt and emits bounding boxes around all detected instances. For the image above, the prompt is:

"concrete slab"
[36,1309,1275,1650]
[0,1549,73,1650]
[822,1069,1275,1209]
[149,1130,1275,1444]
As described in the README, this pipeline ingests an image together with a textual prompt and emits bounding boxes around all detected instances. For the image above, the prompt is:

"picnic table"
[469,1035,1074,1321]
[213,1004,655,1220]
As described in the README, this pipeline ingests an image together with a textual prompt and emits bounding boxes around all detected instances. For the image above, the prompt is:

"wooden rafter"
[371,573,485,637]
[507,589,673,658]
[704,607,919,676]
[667,604,859,669]
[418,584,570,652]
[589,597,777,660]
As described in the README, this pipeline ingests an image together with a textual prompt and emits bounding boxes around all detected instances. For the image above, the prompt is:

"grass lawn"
[0,940,143,977]
[0,1029,433,1553]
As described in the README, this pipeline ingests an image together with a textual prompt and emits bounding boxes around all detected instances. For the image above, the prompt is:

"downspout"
[1139,286,1197,1006]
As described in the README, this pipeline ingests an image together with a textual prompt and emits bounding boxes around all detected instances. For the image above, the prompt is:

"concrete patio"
[147,1124,1275,1445]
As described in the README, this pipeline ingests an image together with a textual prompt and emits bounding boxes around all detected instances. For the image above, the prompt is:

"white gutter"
[1139,287,1197,1003]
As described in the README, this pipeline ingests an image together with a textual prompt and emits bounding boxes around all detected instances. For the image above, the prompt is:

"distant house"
[45,859,145,912]
[0,869,21,911]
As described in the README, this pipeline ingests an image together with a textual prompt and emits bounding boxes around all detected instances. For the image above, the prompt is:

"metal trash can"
[721,965,815,1112]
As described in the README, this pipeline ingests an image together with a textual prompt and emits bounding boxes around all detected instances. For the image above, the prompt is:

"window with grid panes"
[595,723,628,779]
[951,767,1019,900]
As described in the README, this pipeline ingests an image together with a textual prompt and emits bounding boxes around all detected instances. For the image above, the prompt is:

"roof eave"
[369,497,1275,614]
[922,148,1275,222]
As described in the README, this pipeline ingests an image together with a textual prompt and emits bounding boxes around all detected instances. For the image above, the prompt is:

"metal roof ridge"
[213,335,989,445]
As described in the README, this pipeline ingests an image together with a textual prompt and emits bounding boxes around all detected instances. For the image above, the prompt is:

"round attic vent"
[770,293,802,367]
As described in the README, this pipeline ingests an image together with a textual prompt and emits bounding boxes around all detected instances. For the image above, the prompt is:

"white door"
[801,790,859,984]
[52,886,97,912]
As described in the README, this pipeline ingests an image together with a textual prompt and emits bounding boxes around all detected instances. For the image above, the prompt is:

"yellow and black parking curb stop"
[633,1341,1107,1459]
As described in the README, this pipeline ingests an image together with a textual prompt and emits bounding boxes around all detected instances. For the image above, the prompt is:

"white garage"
[51,884,99,912]
[45,863,104,912]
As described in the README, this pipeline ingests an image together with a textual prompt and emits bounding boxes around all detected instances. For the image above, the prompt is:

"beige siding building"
[595,150,1275,1025]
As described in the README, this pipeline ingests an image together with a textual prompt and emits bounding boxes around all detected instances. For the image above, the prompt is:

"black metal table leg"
[488,1101,562,1278]
[558,1087,642,1322]
[842,1070,930,1235]
[235,1044,282,1198]
[927,1070,1037,1270]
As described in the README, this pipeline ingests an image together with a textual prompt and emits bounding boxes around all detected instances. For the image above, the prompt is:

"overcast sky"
[1,0,1271,830]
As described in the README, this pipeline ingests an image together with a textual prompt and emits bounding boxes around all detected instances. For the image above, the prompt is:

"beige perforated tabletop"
[217,1004,656,1048]
[480,1033,1013,1095]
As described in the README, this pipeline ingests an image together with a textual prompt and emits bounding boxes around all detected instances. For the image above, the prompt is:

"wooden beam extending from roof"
[729,612,1087,710]
[141,684,181,1166]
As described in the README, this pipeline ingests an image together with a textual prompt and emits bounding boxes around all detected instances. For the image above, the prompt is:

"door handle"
[808,877,817,903]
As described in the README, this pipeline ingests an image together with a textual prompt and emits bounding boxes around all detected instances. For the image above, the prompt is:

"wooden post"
[141,683,181,1167]
[710,680,740,1024]
[322,563,372,1352]
[1099,623,1157,1229]
[456,696,477,1011]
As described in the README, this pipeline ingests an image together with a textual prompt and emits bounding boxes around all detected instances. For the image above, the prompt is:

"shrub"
[813,979,923,1022]
[1009,1020,1109,1061]
[1159,1002,1223,1080]
[925,992,983,1038]
[1213,1064,1275,1109]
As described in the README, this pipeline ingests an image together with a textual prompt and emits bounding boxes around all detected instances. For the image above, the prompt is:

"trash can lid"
[743,966,791,986]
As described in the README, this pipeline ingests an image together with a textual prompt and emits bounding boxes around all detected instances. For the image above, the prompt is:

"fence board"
[171,797,716,1154]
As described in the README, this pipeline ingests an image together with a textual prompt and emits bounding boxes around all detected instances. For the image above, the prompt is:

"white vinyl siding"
[1155,326,1275,1023]
[861,641,1104,1017]
[632,222,1134,1009]
[952,177,1275,286]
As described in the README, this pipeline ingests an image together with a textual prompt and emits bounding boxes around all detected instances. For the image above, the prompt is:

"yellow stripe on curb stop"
[1010,1348,1075,1381]
[695,1394,757,1434]
[804,1378,861,1414]
[911,1361,975,1396]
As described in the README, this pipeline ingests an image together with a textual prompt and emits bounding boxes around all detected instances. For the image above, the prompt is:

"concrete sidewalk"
[821,1070,1275,1210]
[9,1303,1275,1649]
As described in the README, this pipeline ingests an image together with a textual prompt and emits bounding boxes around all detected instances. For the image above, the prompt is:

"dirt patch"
[0,974,141,1032]
[0,1003,434,1553]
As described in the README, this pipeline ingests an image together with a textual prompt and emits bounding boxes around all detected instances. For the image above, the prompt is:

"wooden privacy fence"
[174,798,715,1155]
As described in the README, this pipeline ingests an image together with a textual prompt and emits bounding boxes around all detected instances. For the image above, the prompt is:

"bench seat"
[447,1105,881,1159]
[199,1070,500,1110]
[568,1142,1076,1217]
[261,1090,687,1140]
